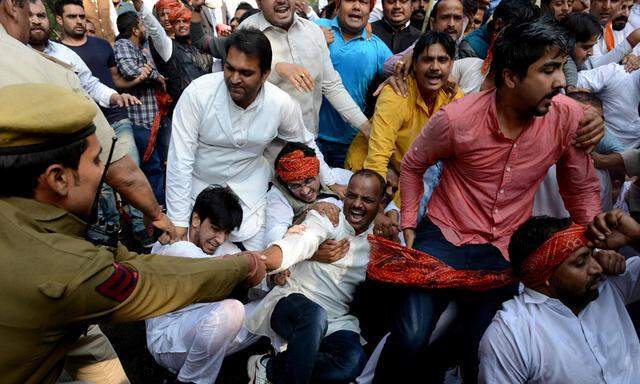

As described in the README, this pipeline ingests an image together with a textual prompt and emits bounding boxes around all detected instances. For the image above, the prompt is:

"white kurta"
[577,63,640,149]
[145,240,241,354]
[166,72,335,245]
[239,13,368,136]
[479,257,640,384]
[246,211,372,347]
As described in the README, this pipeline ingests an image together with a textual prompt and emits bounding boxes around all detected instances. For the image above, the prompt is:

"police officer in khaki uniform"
[0,83,267,384]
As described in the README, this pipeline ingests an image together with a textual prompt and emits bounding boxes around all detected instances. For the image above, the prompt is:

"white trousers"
[151,300,252,384]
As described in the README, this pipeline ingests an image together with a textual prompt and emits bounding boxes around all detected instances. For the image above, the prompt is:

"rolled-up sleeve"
[400,110,454,229]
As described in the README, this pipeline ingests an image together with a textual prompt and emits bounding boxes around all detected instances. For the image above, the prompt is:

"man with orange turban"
[480,211,640,383]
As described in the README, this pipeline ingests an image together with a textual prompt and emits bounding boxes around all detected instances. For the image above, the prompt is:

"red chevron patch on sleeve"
[95,263,139,302]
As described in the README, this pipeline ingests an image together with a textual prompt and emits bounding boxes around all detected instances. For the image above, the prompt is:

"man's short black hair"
[561,12,603,43]
[491,17,571,87]
[55,0,83,16]
[491,0,539,33]
[350,169,387,200]
[116,11,139,40]
[413,31,456,62]
[190,185,243,233]
[0,138,87,198]
[236,1,255,12]
[508,216,573,277]
[567,90,603,110]
[224,28,272,74]
[429,0,464,19]
[461,0,478,19]
[238,8,260,24]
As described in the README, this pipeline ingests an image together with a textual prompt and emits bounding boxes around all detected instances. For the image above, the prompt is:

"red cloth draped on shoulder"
[367,235,515,291]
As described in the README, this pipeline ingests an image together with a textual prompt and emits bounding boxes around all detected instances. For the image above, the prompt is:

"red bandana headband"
[519,223,589,287]
[275,150,320,183]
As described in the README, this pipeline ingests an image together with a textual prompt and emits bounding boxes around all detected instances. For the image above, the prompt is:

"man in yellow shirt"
[345,31,463,204]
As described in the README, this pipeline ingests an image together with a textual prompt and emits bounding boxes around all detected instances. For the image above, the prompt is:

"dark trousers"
[132,123,166,206]
[267,293,367,384]
[373,220,517,384]
[316,138,352,169]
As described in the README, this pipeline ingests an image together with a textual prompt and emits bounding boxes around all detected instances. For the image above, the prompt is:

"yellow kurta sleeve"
[362,84,409,179]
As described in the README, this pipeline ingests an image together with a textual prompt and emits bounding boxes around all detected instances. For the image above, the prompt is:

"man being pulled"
[480,210,640,383]
[266,142,400,246]
[0,83,265,384]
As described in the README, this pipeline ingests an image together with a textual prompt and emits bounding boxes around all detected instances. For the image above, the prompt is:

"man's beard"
[29,31,49,47]
[612,16,628,31]
[412,9,426,21]
[556,281,601,310]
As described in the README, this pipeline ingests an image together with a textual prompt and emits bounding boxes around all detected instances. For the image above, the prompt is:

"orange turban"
[520,224,589,287]
[169,6,192,23]
[275,150,320,183]
[154,0,180,12]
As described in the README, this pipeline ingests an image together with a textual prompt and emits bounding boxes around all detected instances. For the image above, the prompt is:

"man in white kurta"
[147,186,257,384]
[166,29,338,250]
[246,170,387,384]
[479,211,640,384]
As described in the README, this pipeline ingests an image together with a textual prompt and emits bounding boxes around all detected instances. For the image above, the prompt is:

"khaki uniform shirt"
[0,197,250,384]
[0,24,126,164]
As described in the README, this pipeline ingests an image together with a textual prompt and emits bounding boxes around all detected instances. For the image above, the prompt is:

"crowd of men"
[3,0,640,382]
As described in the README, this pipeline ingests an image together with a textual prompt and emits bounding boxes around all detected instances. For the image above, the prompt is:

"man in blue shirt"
[315,0,392,167]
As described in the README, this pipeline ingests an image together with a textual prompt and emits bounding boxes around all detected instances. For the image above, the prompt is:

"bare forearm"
[105,156,162,219]
[264,245,283,271]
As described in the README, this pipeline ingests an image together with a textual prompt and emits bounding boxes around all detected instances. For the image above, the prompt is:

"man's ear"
[502,68,518,89]
[40,164,72,197]
[255,0,263,11]
[56,14,63,27]
[191,212,201,228]
[3,0,22,20]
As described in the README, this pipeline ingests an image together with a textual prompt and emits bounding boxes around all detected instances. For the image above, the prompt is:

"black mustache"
[542,89,561,100]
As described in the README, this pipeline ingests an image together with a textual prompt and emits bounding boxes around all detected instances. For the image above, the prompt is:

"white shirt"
[166,72,336,241]
[588,24,635,69]
[138,5,172,62]
[40,40,116,108]
[246,211,372,346]
[631,3,640,29]
[449,57,485,94]
[479,257,640,384]
[577,63,640,149]
[239,13,368,136]
[145,240,241,353]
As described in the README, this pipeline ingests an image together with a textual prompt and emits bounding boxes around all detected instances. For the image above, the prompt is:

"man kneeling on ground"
[146,186,251,384]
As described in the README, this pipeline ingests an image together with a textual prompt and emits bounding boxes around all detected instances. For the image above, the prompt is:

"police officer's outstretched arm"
[63,245,265,323]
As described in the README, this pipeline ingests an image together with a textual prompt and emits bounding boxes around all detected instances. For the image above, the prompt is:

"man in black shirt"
[56,0,153,245]
[371,0,422,53]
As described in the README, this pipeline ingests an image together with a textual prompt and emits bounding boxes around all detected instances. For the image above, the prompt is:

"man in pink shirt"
[374,19,602,383]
